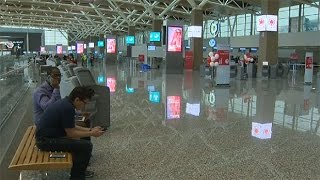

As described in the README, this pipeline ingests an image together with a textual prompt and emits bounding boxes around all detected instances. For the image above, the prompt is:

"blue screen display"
[149,91,160,103]
[150,32,161,42]
[97,41,104,47]
[126,36,135,44]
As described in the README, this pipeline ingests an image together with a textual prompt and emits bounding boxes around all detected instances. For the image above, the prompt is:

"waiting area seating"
[9,126,72,171]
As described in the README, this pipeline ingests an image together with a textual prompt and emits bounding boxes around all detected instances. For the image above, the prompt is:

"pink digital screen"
[166,96,181,119]
[56,45,63,54]
[106,77,116,93]
[77,43,84,54]
[167,26,183,52]
[107,39,116,54]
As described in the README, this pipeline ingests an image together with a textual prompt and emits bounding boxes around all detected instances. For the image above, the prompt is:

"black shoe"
[85,170,95,178]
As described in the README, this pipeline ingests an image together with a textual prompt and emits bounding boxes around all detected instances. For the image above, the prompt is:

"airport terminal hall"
[1,0,320,179]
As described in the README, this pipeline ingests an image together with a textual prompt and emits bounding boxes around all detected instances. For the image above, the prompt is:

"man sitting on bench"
[35,86,105,180]
[33,67,61,127]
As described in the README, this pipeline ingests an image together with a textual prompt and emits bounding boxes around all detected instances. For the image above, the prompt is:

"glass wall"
[44,30,68,46]
[202,2,319,39]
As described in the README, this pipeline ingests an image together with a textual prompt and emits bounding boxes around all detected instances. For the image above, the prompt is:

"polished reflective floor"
[20,62,320,179]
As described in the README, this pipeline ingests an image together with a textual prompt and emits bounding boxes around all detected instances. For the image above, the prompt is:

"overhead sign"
[210,21,220,37]
[257,15,278,32]
[187,26,202,38]
[208,39,216,47]
[88,42,94,48]
[150,32,161,42]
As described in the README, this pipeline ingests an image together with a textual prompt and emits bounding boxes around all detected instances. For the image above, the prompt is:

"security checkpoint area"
[1,0,320,179]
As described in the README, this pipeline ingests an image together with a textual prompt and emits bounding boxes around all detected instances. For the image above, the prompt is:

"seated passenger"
[33,67,61,126]
[35,86,105,180]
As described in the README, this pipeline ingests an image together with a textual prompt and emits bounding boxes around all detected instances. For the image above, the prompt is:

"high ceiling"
[0,0,318,41]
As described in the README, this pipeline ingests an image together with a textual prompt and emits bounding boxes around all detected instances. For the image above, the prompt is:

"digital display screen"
[89,42,94,48]
[167,26,183,52]
[257,15,278,32]
[76,43,84,54]
[56,44,63,54]
[68,46,71,51]
[126,36,135,45]
[148,46,156,51]
[107,38,116,53]
[166,96,181,119]
[97,41,104,47]
[186,103,200,116]
[149,91,160,103]
[251,122,272,139]
[71,46,76,50]
[106,77,116,93]
[84,44,87,49]
[150,32,161,42]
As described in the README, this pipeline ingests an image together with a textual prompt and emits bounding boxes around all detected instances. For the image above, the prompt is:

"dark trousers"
[36,137,92,180]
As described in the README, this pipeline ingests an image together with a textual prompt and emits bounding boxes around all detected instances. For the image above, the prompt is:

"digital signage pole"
[164,20,184,74]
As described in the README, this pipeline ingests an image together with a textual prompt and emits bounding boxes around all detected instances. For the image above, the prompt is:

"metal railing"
[0,56,33,130]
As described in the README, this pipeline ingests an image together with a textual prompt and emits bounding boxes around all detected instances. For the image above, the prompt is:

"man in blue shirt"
[36,86,105,180]
[33,67,61,126]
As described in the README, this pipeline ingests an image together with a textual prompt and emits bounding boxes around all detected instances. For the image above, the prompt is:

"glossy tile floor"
[22,63,320,179]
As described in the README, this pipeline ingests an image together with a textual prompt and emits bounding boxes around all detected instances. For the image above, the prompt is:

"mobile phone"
[49,154,66,158]
[101,126,108,131]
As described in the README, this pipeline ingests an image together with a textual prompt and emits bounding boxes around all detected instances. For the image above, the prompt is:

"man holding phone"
[36,86,105,180]
[33,67,61,126]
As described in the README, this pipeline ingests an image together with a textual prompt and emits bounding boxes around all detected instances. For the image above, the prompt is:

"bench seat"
[9,126,72,171]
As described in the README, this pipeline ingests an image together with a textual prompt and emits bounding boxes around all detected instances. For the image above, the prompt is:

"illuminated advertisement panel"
[167,26,183,52]
[76,42,84,54]
[56,44,63,54]
[106,38,116,53]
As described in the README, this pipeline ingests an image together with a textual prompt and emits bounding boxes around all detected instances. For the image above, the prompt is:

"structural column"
[258,0,279,75]
[191,8,203,71]
[127,26,135,57]
[152,19,162,46]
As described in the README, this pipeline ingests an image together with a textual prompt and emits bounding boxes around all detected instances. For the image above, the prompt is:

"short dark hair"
[69,86,95,102]
[47,67,60,76]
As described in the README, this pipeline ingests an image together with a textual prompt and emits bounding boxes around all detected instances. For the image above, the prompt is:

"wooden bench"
[8,126,72,171]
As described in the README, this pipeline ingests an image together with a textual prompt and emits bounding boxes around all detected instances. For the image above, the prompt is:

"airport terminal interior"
[1,0,320,179]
